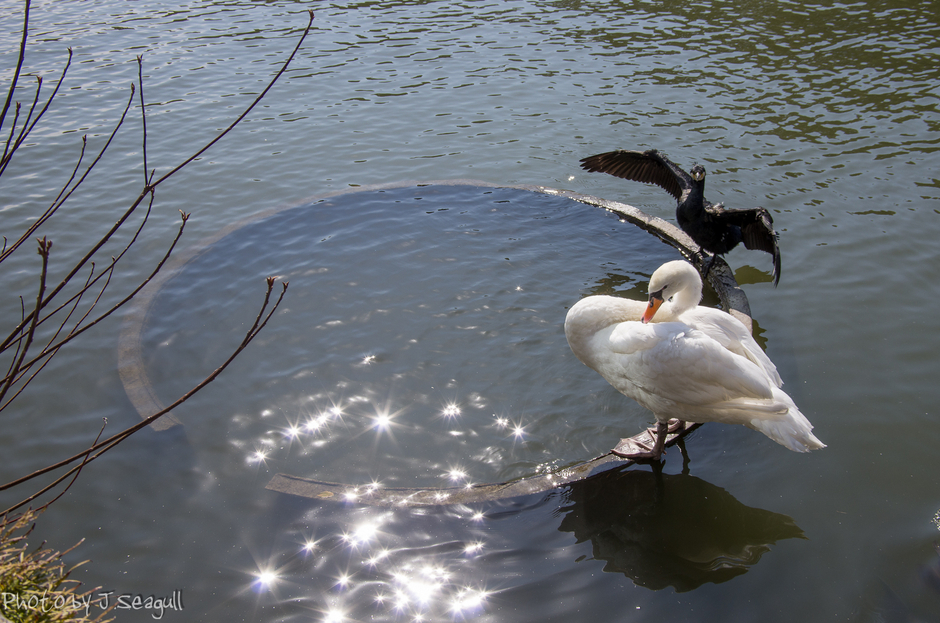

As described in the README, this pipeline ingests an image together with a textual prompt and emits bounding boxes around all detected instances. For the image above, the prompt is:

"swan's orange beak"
[642,295,663,324]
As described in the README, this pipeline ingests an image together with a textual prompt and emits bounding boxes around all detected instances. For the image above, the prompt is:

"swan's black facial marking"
[647,288,665,306]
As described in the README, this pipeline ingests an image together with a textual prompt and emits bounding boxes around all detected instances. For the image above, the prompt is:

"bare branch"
[3,418,108,517]
[2,298,27,387]
[0,197,183,380]
[0,47,73,177]
[0,0,30,137]
[0,84,137,353]
[1,102,21,166]
[0,9,312,513]
[0,238,51,406]
[0,11,314,351]
[0,134,87,265]
[152,10,315,188]
[0,75,40,176]
[0,263,97,409]
[15,191,155,342]
[0,279,289,509]
[0,75,42,176]
[136,55,148,185]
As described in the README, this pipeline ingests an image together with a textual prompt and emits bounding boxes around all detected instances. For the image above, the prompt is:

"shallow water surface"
[138,183,680,488]
[1,0,939,621]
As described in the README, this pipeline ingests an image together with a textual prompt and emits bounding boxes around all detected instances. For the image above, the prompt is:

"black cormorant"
[579,149,781,286]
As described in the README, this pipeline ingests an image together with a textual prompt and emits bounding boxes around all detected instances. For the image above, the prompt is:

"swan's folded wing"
[606,321,676,355]
[608,323,775,405]
[682,307,783,386]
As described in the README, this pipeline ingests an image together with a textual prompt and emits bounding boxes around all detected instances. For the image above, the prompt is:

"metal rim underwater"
[116,179,753,504]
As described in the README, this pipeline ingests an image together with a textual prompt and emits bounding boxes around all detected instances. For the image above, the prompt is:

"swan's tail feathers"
[749,410,826,453]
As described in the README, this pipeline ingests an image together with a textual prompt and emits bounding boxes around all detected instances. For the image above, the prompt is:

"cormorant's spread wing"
[707,205,782,286]
[579,149,691,202]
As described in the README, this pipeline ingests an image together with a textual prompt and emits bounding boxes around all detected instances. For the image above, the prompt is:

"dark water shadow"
[557,466,805,592]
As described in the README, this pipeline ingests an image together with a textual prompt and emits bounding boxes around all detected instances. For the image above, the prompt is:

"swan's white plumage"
[646,260,782,386]
[565,260,824,453]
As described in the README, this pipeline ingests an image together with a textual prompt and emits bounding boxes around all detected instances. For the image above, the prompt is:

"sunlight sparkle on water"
[323,607,346,623]
[372,413,393,432]
[446,467,467,482]
[305,415,326,432]
[285,513,493,621]
[463,541,483,555]
[237,393,504,620]
[342,520,381,549]
[365,548,390,567]
[283,424,302,439]
[255,569,278,589]
[450,588,489,616]
[390,566,447,609]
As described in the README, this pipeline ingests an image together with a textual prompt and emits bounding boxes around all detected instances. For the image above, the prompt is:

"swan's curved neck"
[665,279,702,317]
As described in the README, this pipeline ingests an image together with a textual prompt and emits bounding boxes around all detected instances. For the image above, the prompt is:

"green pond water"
[0,1,938,621]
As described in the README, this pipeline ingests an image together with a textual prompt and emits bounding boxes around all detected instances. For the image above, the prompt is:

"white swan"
[564,260,824,460]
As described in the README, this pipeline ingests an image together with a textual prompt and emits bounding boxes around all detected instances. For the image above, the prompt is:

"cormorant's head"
[690,164,706,182]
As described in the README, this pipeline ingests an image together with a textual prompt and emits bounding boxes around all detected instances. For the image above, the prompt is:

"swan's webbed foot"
[611,437,655,458]
[612,448,663,462]
[612,420,669,462]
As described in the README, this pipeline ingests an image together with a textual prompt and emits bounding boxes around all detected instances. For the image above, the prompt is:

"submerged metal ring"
[117,180,752,505]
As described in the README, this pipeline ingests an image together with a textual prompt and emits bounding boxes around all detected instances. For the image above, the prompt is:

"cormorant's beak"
[642,292,664,324]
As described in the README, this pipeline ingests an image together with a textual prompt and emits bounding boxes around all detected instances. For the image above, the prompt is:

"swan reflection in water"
[558,466,805,592]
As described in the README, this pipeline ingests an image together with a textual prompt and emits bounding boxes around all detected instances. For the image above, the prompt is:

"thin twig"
[4,190,155,351]
[136,55,148,185]
[0,197,170,382]
[0,9,312,511]
[0,47,73,178]
[0,11,314,350]
[0,238,50,406]
[0,75,41,170]
[1,102,21,166]
[0,75,40,176]
[152,10,315,188]
[32,419,109,515]
[0,263,97,408]
[0,280,288,509]
[0,0,30,137]
[2,298,27,386]
[0,134,87,265]
[0,84,137,353]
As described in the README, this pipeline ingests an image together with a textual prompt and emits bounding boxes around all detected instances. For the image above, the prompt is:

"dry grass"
[0,509,112,623]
